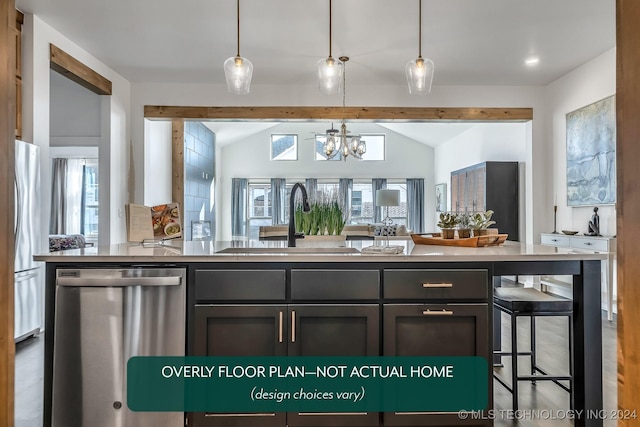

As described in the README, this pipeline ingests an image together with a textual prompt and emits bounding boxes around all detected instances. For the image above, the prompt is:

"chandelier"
[320,57,366,160]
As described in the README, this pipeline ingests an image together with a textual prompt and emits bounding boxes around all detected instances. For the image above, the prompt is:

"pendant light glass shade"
[224,0,252,95]
[406,0,434,95]
[405,57,434,94]
[317,56,342,95]
[224,56,253,95]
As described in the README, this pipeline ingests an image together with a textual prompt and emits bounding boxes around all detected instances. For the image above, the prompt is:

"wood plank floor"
[15,313,617,426]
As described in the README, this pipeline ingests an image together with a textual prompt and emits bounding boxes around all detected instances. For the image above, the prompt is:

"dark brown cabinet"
[451,161,519,241]
[193,269,380,427]
[382,268,491,426]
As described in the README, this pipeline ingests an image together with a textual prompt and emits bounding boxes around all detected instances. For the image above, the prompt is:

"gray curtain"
[50,158,68,234]
[406,178,425,233]
[372,178,387,223]
[305,178,317,204]
[231,178,247,236]
[338,178,352,223]
[270,178,286,225]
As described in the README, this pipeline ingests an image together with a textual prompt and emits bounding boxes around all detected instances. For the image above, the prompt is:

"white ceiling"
[23,0,615,146]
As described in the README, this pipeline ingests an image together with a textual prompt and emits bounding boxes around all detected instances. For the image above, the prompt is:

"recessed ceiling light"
[525,57,540,66]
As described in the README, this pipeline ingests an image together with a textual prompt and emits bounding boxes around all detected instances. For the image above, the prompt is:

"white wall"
[545,48,616,236]
[21,14,131,248]
[131,82,547,243]
[144,119,172,206]
[50,70,101,138]
[434,122,528,234]
[215,122,435,240]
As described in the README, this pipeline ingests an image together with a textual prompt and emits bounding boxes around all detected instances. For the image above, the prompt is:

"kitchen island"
[35,240,606,427]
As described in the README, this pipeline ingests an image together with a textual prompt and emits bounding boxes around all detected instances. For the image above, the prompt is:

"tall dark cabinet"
[451,161,519,241]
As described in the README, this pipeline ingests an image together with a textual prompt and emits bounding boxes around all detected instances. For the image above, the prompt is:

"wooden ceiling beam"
[144,106,533,122]
[49,44,112,96]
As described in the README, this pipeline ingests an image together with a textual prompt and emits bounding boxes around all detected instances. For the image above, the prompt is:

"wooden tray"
[411,233,508,247]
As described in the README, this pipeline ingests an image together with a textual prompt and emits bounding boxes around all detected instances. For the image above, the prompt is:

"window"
[386,181,408,226]
[271,134,298,160]
[247,183,272,240]
[315,134,385,161]
[350,182,373,224]
[81,161,99,241]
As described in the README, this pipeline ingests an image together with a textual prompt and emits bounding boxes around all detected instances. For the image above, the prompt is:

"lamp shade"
[224,55,253,95]
[317,57,342,95]
[376,189,400,206]
[405,57,435,94]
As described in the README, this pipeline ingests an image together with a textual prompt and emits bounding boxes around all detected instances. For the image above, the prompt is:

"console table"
[541,233,616,320]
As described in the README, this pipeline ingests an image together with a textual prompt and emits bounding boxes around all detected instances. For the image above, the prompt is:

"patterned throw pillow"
[374,225,397,236]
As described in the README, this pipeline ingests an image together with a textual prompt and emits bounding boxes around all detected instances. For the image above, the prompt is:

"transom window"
[270,134,298,160]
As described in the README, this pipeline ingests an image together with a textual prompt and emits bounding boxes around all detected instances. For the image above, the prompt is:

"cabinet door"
[288,304,379,427]
[193,305,287,427]
[473,166,486,212]
[383,304,489,426]
[451,174,459,212]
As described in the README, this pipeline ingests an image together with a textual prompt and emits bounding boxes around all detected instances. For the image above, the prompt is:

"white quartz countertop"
[34,239,608,263]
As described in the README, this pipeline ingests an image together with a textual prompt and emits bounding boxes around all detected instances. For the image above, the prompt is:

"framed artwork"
[566,95,616,206]
[435,183,447,212]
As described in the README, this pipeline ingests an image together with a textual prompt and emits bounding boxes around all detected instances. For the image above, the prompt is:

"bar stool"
[493,287,574,411]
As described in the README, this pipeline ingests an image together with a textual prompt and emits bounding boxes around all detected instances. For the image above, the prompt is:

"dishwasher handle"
[56,276,182,287]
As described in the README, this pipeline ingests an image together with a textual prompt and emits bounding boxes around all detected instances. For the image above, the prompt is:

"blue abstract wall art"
[566,95,616,206]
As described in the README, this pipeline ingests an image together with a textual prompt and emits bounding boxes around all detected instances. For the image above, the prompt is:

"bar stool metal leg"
[530,315,537,384]
[511,312,519,411]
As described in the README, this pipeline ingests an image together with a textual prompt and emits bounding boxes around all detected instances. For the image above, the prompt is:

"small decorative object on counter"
[586,207,601,236]
[470,210,496,236]
[457,212,472,238]
[437,212,459,239]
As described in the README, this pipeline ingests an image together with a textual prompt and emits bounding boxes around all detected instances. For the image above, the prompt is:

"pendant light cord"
[329,0,333,58]
[418,0,422,59]
[236,0,241,57]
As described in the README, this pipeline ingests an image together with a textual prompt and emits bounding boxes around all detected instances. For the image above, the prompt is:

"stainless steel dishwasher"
[52,267,186,427]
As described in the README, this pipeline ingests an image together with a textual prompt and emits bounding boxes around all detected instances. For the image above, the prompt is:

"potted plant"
[457,212,472,238]
[437,212,459,239]
[470,210,496,236]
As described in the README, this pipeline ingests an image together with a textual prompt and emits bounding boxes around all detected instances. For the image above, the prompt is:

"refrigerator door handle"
[14,174,21,255]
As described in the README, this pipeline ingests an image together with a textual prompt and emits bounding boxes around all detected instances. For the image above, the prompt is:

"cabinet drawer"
[291,269,379,300]
[195,270,286,301]
[540,234,570,247]
[383,269,488,301]
[570,236,609,252]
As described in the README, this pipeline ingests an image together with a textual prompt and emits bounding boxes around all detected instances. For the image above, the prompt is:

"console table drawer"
[383,269,488,301]
[540,234,570,247]
[570,237,609,252]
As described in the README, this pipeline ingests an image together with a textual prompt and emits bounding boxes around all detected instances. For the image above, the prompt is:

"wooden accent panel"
[145,106,533,122]
[172,120,185,221]
[12,9,21,139]
[1,0,16,424]
[49,44,112,95]
[616,0,640,423]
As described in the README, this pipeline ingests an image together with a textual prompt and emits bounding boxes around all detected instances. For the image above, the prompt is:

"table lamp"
[376,189,400,247]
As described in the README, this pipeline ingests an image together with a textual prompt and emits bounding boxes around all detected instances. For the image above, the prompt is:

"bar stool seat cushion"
[494,287,573,313]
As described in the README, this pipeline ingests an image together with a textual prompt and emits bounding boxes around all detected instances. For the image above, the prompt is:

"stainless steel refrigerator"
[14,139,42,342]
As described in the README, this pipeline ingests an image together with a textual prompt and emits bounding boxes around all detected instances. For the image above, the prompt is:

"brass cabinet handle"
[278,311,283,343]
[205,413,276,417]
[422,309,454,316]
[291,310,296,343]
[422,283,453,288]
[299,412,368,416]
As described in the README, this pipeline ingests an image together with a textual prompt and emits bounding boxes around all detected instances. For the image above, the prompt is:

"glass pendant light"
[224,0,253,95]
[406,0,434,94]
[317,0,342,95]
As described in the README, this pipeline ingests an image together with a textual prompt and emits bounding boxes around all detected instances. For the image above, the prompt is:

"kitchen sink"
[216,247,360,254]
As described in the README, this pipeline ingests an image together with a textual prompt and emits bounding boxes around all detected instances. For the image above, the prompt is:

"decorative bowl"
[561,230,579,235]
